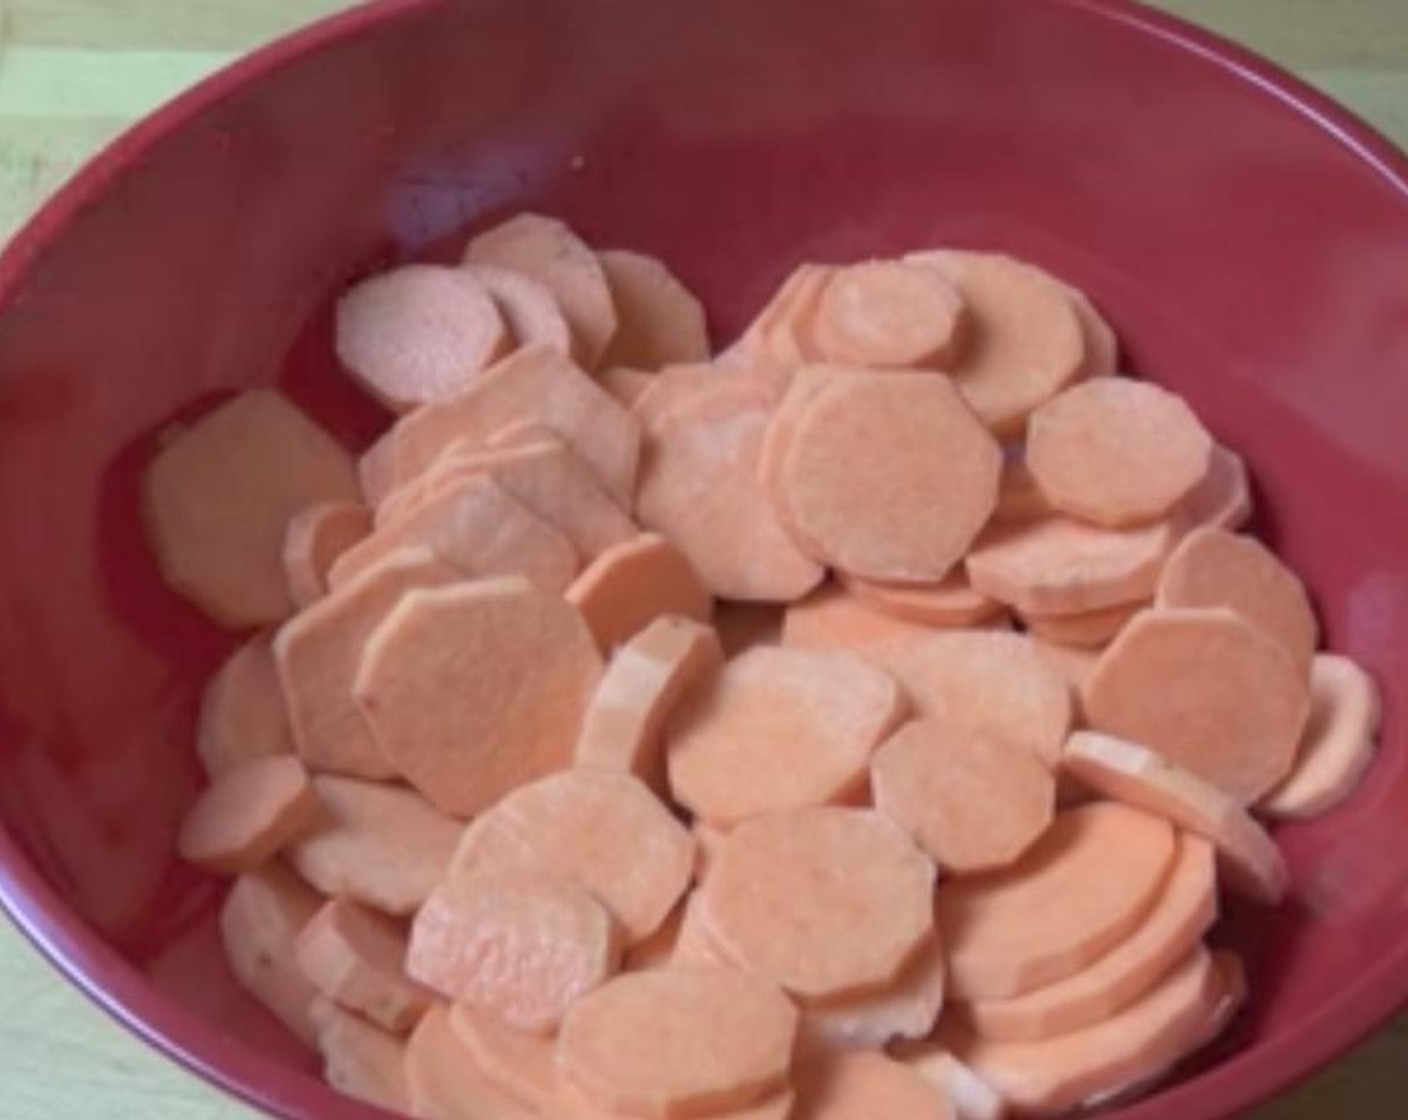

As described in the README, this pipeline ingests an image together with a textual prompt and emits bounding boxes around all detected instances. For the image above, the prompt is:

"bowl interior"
[1,1,1407,1117]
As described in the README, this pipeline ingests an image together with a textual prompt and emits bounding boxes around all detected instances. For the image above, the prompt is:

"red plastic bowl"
[1,1,1406,1116]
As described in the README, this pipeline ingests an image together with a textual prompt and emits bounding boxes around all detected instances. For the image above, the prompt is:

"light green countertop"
[1,1,1405,1116]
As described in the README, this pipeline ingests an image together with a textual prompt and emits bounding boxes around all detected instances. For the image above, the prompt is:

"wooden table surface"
[1,1,1406,1116]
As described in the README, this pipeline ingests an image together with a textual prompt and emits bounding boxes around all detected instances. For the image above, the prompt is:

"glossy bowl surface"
[2,1,1407,1117]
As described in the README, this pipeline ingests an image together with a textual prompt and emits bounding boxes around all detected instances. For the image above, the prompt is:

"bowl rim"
[1,1,1407,1118]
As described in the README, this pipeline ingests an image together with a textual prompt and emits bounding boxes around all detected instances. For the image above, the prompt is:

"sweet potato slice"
[274,547,459,780]
[667,646,904,825]
[1081,607,1311,803]
[463,213,618,369]
[404,1005,540,1120]
[196,633,296,778]
[772,369,1001,582]
[178,756,320,874]
[1157,527,1318,675]
[810,259,966,369]
[219,863,323,1046]
[315,999,412,1112]
[700,807,935,1000]
[637,378,823,601]
[871,718,1055,874]
[450,769,694,945]
[1062,730,1288,903]
[408,875,619,1032]
[841,569,1001,628]
[359,344,639,507]
[567,533,713,652]
[294,898,431,1033]
[598,249,710,369]
[328,472,578,594]
[795,1051,956,1120]
[144,389,359,627]
[464,263,573,355]
[906,251,1085,436]
[575,615,723,793]
[353,576,602,817]
[875,630,1071,767]
[335,264,508,412]
[966,515,1179,615]
[936,802,1176,1000]
[1262,653,1380,819]
[558,967,798,1120]
[944,948,1237,1118]
[287,775,460,916]
[1027,379,1212,528]
[959,833,1217,1039]
[282,501,372,608]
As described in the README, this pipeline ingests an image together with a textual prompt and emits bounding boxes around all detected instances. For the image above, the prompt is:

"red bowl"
[1,1,1406,1116]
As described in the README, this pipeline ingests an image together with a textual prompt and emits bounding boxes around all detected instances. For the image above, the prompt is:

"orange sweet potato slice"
[797,932,947,1055]
[178,756,320,874]
[1020,598,1145,650]
[274,547,459,780]
[965,514,1179,615]
[795,1051,956,1120]
[1027,379,1213,529]
[144,389,359,627]
[463,263,573,355]
[667,646,905,825]
[637,379,823,601]
[1062,730,1288,903]
[463,213,618,369]
[598,366,656,408]
[287,775,460,916]
[450,769,695,945]
[196,633,296,778]
[1157,527,1318,675]
[840,569,1001,628]
[282,501,372,609]
[897,1045,1006,1120]
[353,576,603,818]
[328,472,579,594]
[359,344,639,507]
[558,967,798,1120]
[575,615,723,794]
[906,251,1085,436]
[219,862,323,1046]
[871,718,1055,874]
[294,898,431,1033]
[1262,653,1380,819]
[936,802,1176,1000]
[875,631,1072,767]
[1081,607,1311,802]
[315,999,412,1112]
[781,582,945,656]
[700,807,934,1000]
[959,833,1217,1039]
[943,947,1237,1118]
[335,264,508,412]
[772,369,1001,582]
[408,875,619,1032]
[810,259,966,369]
[567,533,713,652]
[598,249,710,369]
[404,1004,540,1120]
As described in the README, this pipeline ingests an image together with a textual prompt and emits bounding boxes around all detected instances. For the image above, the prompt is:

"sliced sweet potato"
[282,501,372,609]
[667,646,904,825]
[699,807,935,1000]
[558,967,798,1120]
[287,775,460,916]
[196,633,296,778]
[144,389,359,627]
[463,213,618,369]
[1081,607,1311,803]
[598,249,710,369]
[795,1051,956,1120]
[936,802,1176,1000]
[567,533,713,652]
[315,999,412,1112]
[450,769,694,945]
[178,756,320,874]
